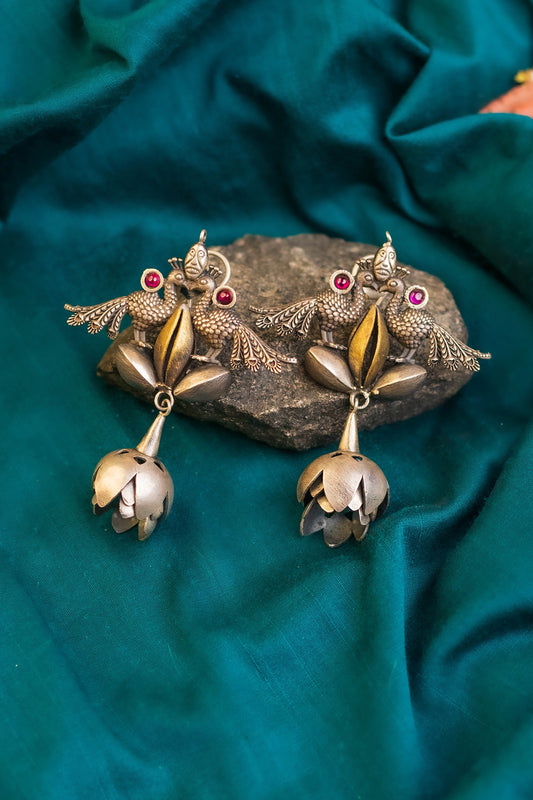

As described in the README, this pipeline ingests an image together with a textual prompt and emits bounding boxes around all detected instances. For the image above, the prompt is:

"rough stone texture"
[97,234,475,450]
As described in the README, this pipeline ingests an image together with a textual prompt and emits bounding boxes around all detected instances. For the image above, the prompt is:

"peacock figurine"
[65,266,186,347]
[379,277,491,371]
[189,270,297,374]
[251,267,376,349]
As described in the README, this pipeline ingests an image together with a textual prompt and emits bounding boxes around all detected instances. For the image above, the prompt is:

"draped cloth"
[1,2,533,798]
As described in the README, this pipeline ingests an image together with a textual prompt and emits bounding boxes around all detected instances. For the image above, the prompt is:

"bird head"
[189,273,217,295]
[356,269,380,300]
[166,267,190,298]
[356,270,378,288]
[379,276,405,297]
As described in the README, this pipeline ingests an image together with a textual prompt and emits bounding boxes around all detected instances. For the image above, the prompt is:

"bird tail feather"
[64,297,129,338]
[231,324,297,373]
[429,323,491,372]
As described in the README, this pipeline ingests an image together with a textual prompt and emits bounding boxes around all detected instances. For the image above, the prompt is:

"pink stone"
[334,273,351,290]
[409,289,425,306]
[145,271,161,289]
[217,288,234,306]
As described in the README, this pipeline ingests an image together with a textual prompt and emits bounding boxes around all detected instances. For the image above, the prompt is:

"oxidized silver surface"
[380,277,491,370]
[115,342,158,392]
[297,408,389,547]
[251,268,375,347]
[66,228,492,547]
[173,363,233,402]
[66,229,296,540]
[292,232,491,546]
[304,346,356,393]
[65,267,186,347]
[190,273,297,373]
[92,413,173,541]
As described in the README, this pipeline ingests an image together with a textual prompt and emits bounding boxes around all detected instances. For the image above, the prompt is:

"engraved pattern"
[253,297,318,337]
[65,271,185,339]
[191,276,297,373]
[382,277,491,371]
[251,271,374,340]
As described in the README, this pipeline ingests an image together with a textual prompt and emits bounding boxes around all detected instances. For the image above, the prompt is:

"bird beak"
[378,284,390,293]
[187,280,203,295]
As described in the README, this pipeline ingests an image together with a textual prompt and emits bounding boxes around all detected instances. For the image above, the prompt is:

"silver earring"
[65,229,296,540]
[255,232,491,547]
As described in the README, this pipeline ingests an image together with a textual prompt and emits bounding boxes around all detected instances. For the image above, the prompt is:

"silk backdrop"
[1,1,533,798]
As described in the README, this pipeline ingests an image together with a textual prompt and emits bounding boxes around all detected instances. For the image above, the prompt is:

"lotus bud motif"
[92,448,173,540]
[91,413,173,540]
[297,450,389,547]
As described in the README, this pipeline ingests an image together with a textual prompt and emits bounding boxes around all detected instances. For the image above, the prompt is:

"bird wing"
[251,298,317,337]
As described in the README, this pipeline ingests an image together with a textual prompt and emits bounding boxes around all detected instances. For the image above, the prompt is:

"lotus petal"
[174,364,232,402]
[116,343,157,392]
[309,477,324,498]
[296,454,332,502]
[92,493,104,515]
[161,494,173,522]
[361,460,390,517]
[304,346,354,393]
[300,499,327,536]
[375,492,390,520]
[348,305,389,389]
[373,363,427,399]
[121,480,135,506]
[112,511,138,533]
[347,485,363,511]
[323,515,353,547]
[359,510,371,526]
[351,514,369,541]
[322,454,363,512]
[138,517,157,541]
[316,494,335,514]
[119,497,136,519]
[134,466,174,520]
[154,304,194,388]
[92,450,139,510]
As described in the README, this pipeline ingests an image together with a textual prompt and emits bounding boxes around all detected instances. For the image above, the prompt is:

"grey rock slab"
[97,233,475,450]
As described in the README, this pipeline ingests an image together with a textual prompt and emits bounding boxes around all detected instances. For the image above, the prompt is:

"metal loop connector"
[154,389,174,416]
[349,390,370,410]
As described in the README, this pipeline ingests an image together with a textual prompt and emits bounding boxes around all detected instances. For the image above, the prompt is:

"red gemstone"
[334,273,351,290]
[145,271,161,289]
[216,288,233,306]
[409,289,425,305]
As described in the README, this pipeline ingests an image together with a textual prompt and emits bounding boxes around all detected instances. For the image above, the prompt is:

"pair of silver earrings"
[65,230,490,546]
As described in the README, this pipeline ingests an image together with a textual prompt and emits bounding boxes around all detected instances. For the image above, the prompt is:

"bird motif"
[65,267,186,347]
[380,277,491,371]
[190,274,297,373]
[251,269,376,348]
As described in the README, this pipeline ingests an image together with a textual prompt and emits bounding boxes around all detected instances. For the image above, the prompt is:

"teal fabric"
[2,2,533,798]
